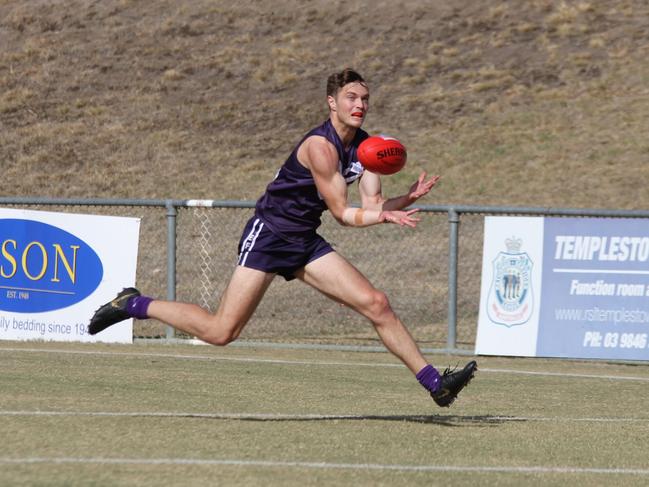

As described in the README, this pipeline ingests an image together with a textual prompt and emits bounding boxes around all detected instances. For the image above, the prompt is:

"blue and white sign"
[0,208,140,344]
[538,217,649,360]
[476,216,649,360]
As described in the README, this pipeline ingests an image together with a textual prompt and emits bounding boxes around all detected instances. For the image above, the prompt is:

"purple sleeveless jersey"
[255,119,369,242]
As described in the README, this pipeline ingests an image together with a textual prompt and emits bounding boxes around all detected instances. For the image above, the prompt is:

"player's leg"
[146,265,276,345]
[90,215,279,343]
[295,251,477,407]
[90,265,275,345]
[294,251,428,375]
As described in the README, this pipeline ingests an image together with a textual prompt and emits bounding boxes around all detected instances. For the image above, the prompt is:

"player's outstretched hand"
[380,209,421,228]
[408,171,441,202]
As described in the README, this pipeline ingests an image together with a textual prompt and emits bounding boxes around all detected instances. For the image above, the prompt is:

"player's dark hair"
[326,68,366,97]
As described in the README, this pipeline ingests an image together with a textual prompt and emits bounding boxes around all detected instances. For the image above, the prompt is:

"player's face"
[328,82,369,128]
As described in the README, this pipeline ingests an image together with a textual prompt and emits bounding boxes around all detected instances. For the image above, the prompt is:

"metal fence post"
[447,208,460,351]
[165,200,177,339]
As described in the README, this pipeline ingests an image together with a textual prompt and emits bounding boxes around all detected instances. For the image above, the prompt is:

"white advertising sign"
[0,208,139,343]
[476,216,544,356]
[477,216,649,360]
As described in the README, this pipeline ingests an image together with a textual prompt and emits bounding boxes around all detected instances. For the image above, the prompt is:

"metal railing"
[2,197,649,353]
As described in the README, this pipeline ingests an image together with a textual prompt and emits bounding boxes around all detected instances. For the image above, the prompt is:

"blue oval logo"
[0,219,103,312]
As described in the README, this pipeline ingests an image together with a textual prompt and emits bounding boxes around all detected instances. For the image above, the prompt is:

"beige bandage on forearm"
[342,208,381,226]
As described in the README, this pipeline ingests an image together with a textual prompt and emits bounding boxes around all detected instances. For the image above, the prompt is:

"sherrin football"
[357,135,407,175]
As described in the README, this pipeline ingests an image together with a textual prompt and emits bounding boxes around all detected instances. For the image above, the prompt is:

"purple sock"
[126,295,153,320]
[416,364,441,393]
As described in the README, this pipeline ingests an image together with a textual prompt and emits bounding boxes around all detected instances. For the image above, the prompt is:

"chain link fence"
[4,198,647,352]
[176,207,456,349]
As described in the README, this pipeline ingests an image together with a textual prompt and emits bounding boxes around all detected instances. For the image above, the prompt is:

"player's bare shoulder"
[297,135,339,174]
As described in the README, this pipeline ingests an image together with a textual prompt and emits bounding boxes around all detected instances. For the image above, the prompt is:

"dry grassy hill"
[2,0,649,209]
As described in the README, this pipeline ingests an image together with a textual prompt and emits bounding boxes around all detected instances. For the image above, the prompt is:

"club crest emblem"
[487,237,533,327]
[344,161,364,183]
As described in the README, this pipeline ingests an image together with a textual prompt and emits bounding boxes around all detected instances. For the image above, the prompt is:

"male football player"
[90,68,476,407]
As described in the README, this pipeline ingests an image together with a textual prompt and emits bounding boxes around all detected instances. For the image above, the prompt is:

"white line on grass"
[1,410,648,423]
[478,367,649,381]
[0,456,648,476]
[1,346,649,382]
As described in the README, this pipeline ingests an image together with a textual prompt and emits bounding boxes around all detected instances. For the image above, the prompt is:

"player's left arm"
[359,171,441,211]
[301,138,420,228]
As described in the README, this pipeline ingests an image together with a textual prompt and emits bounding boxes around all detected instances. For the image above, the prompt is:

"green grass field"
[2,341,648,486]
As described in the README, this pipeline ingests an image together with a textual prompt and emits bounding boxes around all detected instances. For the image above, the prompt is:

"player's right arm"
[298,136,420,228]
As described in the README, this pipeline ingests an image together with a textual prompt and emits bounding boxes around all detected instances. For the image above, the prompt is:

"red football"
[357,135,407,175]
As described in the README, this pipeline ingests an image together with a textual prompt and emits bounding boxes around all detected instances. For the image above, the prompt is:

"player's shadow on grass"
[162,413,522,427]
[234,414,521,427]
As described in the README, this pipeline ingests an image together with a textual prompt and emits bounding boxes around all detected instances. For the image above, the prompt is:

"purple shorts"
[237,216,334,281]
